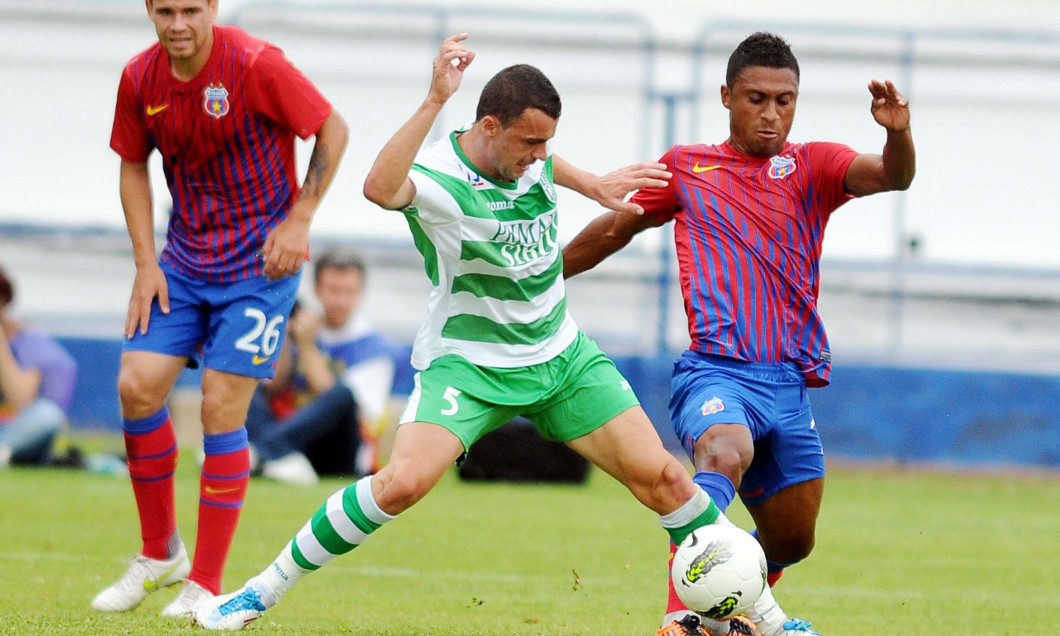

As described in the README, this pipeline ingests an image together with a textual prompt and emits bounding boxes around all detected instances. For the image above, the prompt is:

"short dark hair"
[0,264,13,309]
[475,64,562,127]
[726,32,800,87]
[313,247,365,285]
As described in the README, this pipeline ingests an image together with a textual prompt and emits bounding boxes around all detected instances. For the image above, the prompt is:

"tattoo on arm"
[298,141,329,201]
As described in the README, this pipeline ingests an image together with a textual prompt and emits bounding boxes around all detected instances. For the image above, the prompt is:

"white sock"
[748,584,789,635]
[249,543,310,608]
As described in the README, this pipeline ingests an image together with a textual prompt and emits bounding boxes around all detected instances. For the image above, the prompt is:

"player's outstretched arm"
[844,79,916,196]
[562,208,662,278]
[119,159,168,338]
[553,155,670,215]
[364,33,476,210]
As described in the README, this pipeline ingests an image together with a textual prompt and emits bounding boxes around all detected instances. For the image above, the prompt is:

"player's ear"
[720,84,732,109]
[481,114,501,138]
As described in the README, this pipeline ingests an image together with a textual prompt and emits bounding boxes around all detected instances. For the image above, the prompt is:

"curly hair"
[726,32,800,87]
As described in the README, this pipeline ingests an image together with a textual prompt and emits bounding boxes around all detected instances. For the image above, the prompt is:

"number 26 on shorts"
[235,307,284,358]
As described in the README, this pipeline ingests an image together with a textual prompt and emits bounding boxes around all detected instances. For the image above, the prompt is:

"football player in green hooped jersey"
[195,33,732,632]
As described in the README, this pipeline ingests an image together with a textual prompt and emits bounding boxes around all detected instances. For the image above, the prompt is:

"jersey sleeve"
[245,46,332,139]
[407,167,460,225]
[806,141,859,214]
[109,65,153,163]
[629,146,681,223]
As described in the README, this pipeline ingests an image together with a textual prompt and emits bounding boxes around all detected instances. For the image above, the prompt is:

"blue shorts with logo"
[123,263,300,379]
[670,351,825,507]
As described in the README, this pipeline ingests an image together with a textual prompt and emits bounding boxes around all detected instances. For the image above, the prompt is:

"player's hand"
[593,162,671,215]
[428,33,475,106]
[868,79,911,132]
[262,216,310,280]
[125,262,169,338]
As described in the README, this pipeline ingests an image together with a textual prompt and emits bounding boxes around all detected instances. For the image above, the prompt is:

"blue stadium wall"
[60,337,1060,468]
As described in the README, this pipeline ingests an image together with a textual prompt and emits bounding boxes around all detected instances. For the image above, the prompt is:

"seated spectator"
[0,263,78,468]
[245,248,396,485]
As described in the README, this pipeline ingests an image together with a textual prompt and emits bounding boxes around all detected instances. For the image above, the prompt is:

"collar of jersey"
[449,129,519,190]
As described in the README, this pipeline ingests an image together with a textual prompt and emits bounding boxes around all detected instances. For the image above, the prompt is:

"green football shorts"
[400,332,640,450]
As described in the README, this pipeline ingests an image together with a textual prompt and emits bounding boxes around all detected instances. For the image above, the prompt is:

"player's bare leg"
[160,370,259,617]
[566,406,724,547]
[92,352,188,613]
[744,479,825,635]
[195,422,464,630]
[662,423,752,630]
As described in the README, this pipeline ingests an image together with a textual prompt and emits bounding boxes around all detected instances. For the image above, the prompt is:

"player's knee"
[198,392,236,432]
[698,445,747,478]
[694,427,753,475]
[374,466,432,515]
[116,368,164,417]
[115,368,139,404]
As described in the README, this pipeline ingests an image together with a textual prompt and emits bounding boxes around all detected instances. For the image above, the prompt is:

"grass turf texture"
[0,439,1057,635]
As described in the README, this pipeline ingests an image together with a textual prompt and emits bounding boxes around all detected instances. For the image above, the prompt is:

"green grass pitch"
[0,442,1056,635]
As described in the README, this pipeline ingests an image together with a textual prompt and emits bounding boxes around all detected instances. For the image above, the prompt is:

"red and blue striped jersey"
[111,25,332,283]
[632,141,858,386]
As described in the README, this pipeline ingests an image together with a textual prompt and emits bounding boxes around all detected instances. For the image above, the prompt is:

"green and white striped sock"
[254,476,395,604]
[660,490,722,545]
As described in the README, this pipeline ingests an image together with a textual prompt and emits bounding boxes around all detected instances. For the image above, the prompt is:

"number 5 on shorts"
[441,387,462,416]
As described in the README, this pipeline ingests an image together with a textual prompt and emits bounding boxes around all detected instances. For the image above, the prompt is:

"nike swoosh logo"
[204,485,239,495]
[692,163,721,173]
[143,560,184,592]
[146,104,169,116]
[251,355,271,365]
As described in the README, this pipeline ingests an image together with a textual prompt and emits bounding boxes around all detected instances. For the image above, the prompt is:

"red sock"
[190,444,250,594]
[123,412,178,560]
[665,539,691,614]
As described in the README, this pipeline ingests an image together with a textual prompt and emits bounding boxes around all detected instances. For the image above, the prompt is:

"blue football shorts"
[669,350,826,507]
[123,263,301,379]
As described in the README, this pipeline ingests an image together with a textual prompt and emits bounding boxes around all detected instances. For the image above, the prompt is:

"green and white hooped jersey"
[402,129,578,370]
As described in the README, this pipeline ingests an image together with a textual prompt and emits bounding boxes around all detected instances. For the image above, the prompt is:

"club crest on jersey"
[203,83,230,119]
[701,397,725,415]
[539,175,558,203]
[768,155,797,179]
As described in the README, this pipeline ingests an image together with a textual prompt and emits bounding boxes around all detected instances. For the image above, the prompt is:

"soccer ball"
[671,524,767,620]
